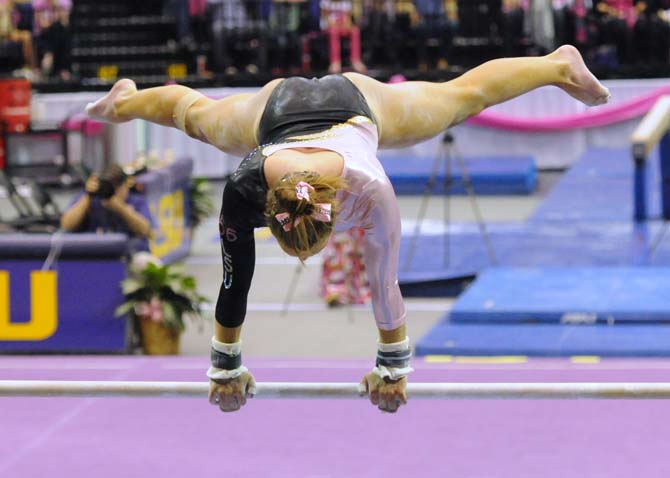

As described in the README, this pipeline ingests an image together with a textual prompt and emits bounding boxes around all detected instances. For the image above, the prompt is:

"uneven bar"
[631,95,670,159]
[630,95,670,220]
[2,381,670,399]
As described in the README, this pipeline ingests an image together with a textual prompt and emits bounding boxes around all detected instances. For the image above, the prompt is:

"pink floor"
[2,356,670,478]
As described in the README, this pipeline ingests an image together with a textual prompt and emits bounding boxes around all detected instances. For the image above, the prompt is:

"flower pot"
[139,318,180,355]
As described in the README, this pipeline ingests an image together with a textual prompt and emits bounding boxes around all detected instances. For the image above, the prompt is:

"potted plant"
[188,177,216,230]
[116,256,207,355]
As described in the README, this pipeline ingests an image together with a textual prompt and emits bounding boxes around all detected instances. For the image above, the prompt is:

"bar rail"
[630,95,670,220]
[3,381,670,399]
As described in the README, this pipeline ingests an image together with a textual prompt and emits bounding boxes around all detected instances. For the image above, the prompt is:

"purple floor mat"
[2,356,670,478]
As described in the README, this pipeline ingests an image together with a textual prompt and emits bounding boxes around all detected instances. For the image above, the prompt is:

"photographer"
[60,164,153,247]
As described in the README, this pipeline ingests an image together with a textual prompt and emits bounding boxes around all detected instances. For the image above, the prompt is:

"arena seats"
[70,0,182,82]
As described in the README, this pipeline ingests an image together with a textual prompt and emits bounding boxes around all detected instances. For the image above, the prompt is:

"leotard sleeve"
[359,176,407,331]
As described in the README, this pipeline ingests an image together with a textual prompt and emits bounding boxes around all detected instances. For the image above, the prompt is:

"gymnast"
[86,45,610,414]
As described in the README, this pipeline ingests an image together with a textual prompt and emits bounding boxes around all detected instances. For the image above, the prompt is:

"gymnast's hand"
[359,372,408,413]
[208,371,256,413]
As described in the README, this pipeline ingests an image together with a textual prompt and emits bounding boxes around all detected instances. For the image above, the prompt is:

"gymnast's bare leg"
[347,44,610,149]
[86,78,282,157]
[87,44,605,155]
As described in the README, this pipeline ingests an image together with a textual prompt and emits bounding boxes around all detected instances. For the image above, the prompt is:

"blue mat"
[398,222,670,296]
[379,154,537,195]
[531,148,663,222]
[450,267,670,324]
[415,321,670,357]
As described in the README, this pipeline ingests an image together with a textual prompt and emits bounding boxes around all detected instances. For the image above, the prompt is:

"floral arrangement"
[188,177,216,229]
[115,257,207,332]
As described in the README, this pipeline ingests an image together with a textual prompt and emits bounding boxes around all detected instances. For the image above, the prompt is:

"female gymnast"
[86,45,610,414]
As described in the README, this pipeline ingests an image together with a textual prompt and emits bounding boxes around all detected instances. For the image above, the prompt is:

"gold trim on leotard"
[261,116,373,156]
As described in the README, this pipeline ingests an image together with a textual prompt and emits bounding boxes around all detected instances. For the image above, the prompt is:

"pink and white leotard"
[262,116,406,331]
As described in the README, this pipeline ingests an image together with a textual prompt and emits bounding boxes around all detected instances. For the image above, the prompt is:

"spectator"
[393,0,419,68]
[0,0,37,76]
[413,0,454,70]
[60,164,153,251]
[361,0,397,69]
[190,0,209,46]
[320,0,366,73]
[34,0,72,80]
[632,0,670,63]
[14,0,32,31]
[503,0,527,56]
[268,0,305,75]
[305,0,321,30]
[525,0,556,53]
[571,0,591,46]
[553,0,577,46]
[208,0,266,75]
[164,0,195,51]
[190,0,214,77]
[592,0,636,64]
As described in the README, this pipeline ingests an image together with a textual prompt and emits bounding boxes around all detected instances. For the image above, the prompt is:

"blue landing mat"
[531,148,663,222]
[379,155,537,195]
[414,322,670,357]
[397,222,670,296]
[450,267,670,324]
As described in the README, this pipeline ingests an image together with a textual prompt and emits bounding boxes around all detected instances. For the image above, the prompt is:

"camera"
[94,178,117,199]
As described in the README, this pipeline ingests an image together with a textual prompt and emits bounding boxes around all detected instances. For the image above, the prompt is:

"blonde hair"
[266,171,348,259]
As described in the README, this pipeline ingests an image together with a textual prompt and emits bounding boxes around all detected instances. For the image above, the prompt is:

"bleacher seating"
[70,0,187,84]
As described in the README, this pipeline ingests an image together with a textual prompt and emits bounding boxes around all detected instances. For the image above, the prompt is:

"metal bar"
[3,381,670,399]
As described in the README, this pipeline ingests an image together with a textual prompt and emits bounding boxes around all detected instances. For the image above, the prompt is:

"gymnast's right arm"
[207,183,257,413]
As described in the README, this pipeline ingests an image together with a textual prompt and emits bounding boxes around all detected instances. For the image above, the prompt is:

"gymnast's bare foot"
[552,44,610,107]
[85,78,137,123]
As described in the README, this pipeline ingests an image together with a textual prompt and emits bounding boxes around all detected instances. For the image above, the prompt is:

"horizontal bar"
[2,381,670,399]
[631,95,670,159]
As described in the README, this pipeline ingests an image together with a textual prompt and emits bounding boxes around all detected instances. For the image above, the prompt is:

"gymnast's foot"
[552,44,610,107]
[85,78,137,123]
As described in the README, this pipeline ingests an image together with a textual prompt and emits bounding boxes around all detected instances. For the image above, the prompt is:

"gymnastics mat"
[449,267,670,324]
[531,148,663,222]
[397,222,670,296]
[414,321,670,357]
[379,154,537,195]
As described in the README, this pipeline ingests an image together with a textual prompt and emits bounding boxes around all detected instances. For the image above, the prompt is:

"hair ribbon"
[274,203,332,232]
[295,181,314,201]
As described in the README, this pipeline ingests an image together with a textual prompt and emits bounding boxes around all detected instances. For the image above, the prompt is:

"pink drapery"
[467,86,670,132]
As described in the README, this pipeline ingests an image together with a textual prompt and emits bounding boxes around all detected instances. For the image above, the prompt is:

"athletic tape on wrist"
[376,336,412,370]
[370,364,414,381]
[210,337,242,371]
[377,336,410,353]
[364,336,413,382]
[211,337,242,355]
[207,365,249,381]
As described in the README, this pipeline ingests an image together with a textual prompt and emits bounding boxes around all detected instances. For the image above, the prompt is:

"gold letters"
[0,271,58,341]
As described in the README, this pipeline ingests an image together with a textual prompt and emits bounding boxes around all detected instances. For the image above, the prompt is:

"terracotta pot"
[139,318,180,355]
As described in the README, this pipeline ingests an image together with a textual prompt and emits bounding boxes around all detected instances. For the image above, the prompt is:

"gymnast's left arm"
[357,178,413,413]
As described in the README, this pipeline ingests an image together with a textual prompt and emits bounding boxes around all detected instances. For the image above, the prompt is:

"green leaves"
[114,300,136,318]
[189,177,216,228]
[116,261,207,331]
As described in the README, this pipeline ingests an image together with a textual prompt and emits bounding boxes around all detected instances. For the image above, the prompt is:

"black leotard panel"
[258,75,375,144]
